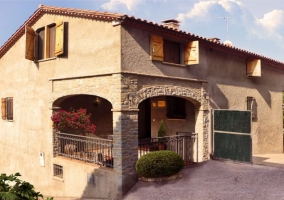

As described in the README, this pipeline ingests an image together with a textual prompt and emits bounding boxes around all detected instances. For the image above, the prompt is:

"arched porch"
[52,94,114,167]
[138,95,200,163]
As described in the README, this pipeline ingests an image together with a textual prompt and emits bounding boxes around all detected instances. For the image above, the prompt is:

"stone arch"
[52,93,112,108]
[134,85,209,162]
[131,85,202,109]
[51,94,113,138]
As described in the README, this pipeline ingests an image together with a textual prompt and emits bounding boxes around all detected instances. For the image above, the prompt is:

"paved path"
[123,160,284,200]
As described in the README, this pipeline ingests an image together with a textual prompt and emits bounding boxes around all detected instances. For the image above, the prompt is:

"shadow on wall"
[210,84,228,109]
[77,114,138,200]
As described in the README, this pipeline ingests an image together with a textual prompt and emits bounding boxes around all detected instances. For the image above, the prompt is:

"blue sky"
[1,0,284,62]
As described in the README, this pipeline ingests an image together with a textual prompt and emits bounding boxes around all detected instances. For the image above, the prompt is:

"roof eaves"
[0,5,127,59]
[122,16,284,67]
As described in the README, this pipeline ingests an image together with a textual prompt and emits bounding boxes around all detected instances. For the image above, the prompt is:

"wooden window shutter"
[25,26,35,61]
[247,59,261,77]
[1,98,6,120]
[6,97,13,120]
[150,35,164,61]
[184,41,199,65]
[54,21,64,56]
[48,25,56,58]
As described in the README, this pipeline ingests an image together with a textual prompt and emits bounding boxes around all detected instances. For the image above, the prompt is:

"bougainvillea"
[51,108,96,134]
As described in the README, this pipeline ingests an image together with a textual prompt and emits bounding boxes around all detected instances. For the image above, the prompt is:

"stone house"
[1,5,284,199]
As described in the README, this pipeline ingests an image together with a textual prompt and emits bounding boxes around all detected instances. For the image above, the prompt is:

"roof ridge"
[0,4,127,58]
[1,5,284,66]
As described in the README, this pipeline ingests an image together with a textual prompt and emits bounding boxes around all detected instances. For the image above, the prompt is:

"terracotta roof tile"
[1,5,284,67]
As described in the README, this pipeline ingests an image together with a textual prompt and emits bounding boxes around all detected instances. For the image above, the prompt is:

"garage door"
[213,110,252,162]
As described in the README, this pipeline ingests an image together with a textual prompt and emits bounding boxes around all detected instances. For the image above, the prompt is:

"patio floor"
[253,153,284,168]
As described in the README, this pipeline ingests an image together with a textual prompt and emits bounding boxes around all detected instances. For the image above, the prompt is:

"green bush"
[158,119,167,137]
[136,151,184,178]
[0,172,53,200]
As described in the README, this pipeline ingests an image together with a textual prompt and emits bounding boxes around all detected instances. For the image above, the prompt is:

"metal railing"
[138,132,197,164]
[55,132,113,168]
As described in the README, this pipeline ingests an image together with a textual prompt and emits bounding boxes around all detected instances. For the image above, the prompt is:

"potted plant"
[157,119,167,150]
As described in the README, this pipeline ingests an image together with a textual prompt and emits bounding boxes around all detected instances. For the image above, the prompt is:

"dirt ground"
[123,160,284,200]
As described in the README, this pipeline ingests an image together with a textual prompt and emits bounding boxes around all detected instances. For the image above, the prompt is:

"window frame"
[36,23,56,61]
[1,97,13,121]
[150,34,199,66]
[25,21,64,62]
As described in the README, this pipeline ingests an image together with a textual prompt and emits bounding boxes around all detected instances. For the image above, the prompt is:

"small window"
[1,97,13,121]
[247,96,257,120]
[25,21,64,61]
[36,24,56,60]
[150,34,199,65]
[167,97,186,119]
[53,164,63,179]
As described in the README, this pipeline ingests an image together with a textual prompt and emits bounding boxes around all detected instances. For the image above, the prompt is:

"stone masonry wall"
[50,72,210,198]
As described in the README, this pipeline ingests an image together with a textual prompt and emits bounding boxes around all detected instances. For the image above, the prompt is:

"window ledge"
[53,176,64,182]
[36,57,57,63]
[162,62,186,67]
[167,118,187,121]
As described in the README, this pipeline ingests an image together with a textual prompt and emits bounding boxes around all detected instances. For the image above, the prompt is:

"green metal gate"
[213,110,252,162]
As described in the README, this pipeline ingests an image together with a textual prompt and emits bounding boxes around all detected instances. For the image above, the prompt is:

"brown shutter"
[1,98,6,120]
[6,97,13,120]
[49,25,56,58]
[247,59,261,77]
[25,26,35,61]
[184,41,199,65]
[150,35,164,61]
[55,21,64,56]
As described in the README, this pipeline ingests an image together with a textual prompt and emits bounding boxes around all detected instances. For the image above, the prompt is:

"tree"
[0,173,45,200]
[158,119,167,137]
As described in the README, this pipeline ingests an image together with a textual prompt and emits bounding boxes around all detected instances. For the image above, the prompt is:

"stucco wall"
[121,25,284,155]
[1,10,284,199]
[0,13,121,198]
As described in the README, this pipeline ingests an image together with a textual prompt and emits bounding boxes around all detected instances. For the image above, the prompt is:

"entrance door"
[213,110,252,162]
[138,99,151,139]
[145,99,151,138]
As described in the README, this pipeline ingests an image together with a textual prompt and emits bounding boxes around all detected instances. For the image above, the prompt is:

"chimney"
[161,19,180,30]
[208,38,221,43]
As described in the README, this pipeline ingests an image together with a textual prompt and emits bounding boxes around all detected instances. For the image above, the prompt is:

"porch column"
[196,82,210,162]
[195,109,210,162]
[111,109,139,198]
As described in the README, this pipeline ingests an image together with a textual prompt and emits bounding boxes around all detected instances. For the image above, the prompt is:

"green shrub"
[0,172,53,200]
[136,151,184,178]
[158,119,167,137]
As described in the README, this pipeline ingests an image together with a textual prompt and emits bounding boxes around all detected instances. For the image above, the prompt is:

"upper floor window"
[25,21,64,61]
[150,34,199,65]
[164,40,180,64]
[1,97,13,121]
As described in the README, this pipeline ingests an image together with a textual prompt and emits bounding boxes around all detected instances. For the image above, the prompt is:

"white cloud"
[176,0,244,23]
[258,10,284,31]
[101,0,143,11]
[248,10,284,48]
[179,1,217,21]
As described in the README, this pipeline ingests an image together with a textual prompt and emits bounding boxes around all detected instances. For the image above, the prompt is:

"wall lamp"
[93,97,100,107]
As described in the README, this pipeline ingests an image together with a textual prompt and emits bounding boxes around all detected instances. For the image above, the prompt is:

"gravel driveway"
[123,160,284,200]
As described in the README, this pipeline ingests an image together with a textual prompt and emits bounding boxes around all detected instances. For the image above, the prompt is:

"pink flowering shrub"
[51,108,96,134]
